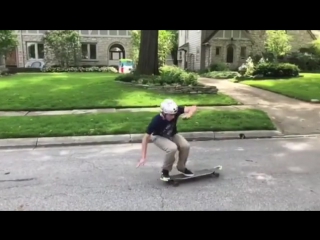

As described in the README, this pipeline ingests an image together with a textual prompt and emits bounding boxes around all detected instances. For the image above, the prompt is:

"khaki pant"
[152,134,190,171]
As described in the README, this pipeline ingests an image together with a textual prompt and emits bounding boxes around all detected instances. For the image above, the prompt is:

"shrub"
[115,66,199,86]
[201,71,239,79]
[0,68,9,76]
[43,66,118,73]
[299,47,317,55]
[252,52,275,64]
[6,67,41,74]
[281,52,320,72]
[253,62,300,78]
[115,74,136,82]
[208,62,229,71]
[238,57,255,77]
[159,65,198,86]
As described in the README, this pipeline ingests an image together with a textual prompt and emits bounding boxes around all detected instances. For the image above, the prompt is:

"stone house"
[0,55,5,70]
[5,30,132,68]
[5,30,174,69]
[178,30,320,71]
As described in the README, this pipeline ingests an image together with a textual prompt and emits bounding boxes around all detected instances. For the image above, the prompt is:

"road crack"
[0,178,35,183]
[159,189,165,209]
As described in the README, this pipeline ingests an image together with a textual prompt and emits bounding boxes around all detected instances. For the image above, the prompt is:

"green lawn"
[0,73,237,111]
[242,73,320,102]
[0,109,275,139]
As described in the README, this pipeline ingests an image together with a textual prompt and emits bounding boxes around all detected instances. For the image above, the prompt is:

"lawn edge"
[0,130,282,149]
[0,101,241,112]
[242,82,320,104]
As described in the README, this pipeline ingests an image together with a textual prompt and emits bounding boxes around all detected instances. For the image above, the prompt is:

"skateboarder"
[136,99,197,181]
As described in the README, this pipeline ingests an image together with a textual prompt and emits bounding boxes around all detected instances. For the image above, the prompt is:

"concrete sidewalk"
[0,130,282,149]
[199,78,320,135]
[0,105,253,117]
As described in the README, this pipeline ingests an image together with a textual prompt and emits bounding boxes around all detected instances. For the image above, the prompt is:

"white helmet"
[160,99,178,114]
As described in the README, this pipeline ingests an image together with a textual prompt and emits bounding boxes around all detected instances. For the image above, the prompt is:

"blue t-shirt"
[146,106,185,138]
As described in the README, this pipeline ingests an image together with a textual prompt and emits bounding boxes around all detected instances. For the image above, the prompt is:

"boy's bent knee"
[179,142,190,150]
[166,145,178,153]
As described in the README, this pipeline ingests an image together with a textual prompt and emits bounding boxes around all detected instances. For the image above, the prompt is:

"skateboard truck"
[166,165,222,187]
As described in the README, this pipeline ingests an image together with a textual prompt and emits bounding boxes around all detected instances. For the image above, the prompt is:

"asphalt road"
[1,137,320,211]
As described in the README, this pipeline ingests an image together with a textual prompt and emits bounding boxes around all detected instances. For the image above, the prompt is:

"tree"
[131,30,178,67]
[168,30,178,65]
[0,30,18,57]
[265,30,292,62]
[130,30,141,64]
[136,30,159,75]
[312,38,320,56]
[157,30,175,66]
[42,30,81,67]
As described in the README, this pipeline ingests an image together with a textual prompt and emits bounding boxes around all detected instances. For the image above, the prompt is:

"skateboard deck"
[167,165,222,186]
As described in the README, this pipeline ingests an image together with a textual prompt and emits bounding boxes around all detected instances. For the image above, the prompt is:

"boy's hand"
[136,157,147,167]
[181,114,190,120]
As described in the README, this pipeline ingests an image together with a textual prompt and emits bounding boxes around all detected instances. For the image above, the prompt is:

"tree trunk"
[273,53,278,63]
[136,30,159,75]
[171,49,178,65]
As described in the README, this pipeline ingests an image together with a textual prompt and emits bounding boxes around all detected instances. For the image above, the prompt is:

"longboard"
[166,165,222,186]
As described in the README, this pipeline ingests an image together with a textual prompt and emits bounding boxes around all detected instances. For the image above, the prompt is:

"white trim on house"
[177,30,202,71]
[20,30,131,38]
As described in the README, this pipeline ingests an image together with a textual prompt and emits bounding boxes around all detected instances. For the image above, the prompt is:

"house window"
[215,47,221,56]
[26,42,44,59]
[81,30,89,35]
[81,43,97,60]
[109,30,117,35]
[215,30,246,39]
[118,30,127,35]
[240,47,246,58]
[100,30,108,35]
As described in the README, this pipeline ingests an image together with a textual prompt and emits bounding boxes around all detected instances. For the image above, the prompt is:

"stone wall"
[208,30,316,70]
[287,30,315,51]
[208,38,252,69]
[17,34,131,67]
[117,81,218,94]
[0,55,5,70]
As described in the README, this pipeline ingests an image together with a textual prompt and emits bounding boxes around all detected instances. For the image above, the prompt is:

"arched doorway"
[108,43,125,68]
[226,44,234,63]
[109,44,125,60]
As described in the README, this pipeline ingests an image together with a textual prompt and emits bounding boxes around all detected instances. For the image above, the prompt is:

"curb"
[0,130,284,149]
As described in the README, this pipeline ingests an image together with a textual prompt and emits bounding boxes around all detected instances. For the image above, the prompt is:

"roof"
[178,42,189,51]
[202,30,253,44]
[310,30,320,39]
[202,30,320,44]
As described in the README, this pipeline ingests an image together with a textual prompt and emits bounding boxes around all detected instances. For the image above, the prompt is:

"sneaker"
[178,168,194,177]
[160,169,170,181]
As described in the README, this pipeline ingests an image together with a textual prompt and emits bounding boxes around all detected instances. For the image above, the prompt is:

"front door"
[5,49,17,67]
